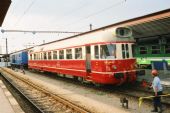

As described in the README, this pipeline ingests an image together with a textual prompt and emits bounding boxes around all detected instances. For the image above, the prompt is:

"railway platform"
[0,80,24,113]
[137,69,170,92]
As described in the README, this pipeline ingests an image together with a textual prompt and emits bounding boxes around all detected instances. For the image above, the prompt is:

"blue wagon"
[10,50,28,68]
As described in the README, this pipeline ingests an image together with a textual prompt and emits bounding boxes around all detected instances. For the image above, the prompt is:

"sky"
[0,0,170,53]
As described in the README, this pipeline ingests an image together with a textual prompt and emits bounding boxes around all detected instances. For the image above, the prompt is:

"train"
[9,27,141,85]
[10,49,29,68]
[133,36,170,69]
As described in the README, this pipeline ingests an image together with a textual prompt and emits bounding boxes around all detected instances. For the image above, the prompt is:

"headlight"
[112,65,117,70]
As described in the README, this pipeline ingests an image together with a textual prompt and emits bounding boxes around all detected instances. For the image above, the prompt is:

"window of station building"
[151,45,160,54]
[165,45,170,54]
[59,50,64,59]
[66,49,72,59]
[139,46,147,54]
[94,45,99,59]
[75,48,82,59]
[44,52,47,60]
[53,51,57,59]
[48,51,52,60]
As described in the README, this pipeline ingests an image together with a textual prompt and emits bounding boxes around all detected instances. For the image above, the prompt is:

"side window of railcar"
[48,52,52,60]
[30,54,32,60]
[66,49,72,59]
[34,54,36,60]
[37,53,39,60]
[94,45,99,59]
[44,52,47,60]
[139,46,147,54]
[75,48,82,59]
[40,53,43,60]
[151,45,160,54]
[38,53,40,60]
[36,53,38,60]
[59,50,64,59]
[53,51,58,59]
[100,44,116,59]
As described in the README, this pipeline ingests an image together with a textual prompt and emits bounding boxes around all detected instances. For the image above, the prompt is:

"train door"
[86,46,91,73]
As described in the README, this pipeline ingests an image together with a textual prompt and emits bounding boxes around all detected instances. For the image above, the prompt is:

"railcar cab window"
[53,51,57,59]
[59,50,64,59]
[100,44,116,59]
[94,45,99,59]
[121,44,129,59]
[139,46,147,54]
[151,45,160,54]
[66,49,72,59]
[75,48,82,59]
[48,52,51,60]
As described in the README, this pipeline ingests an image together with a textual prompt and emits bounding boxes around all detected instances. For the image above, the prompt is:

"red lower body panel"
[29,59,137,85]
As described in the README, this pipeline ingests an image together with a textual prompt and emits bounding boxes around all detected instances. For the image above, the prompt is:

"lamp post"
[4,38,8,67]
[1,38,8,67]
[1,30,9,67]
[6,38,8,67]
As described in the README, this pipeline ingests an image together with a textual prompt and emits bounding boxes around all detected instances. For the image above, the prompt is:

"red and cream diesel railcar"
[28,27,137,85]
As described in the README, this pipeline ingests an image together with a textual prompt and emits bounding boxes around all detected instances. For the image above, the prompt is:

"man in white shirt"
[151,69,163,113]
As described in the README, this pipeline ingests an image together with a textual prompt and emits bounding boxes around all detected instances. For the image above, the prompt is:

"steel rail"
[0,72,44,113]
[0,68,91,113]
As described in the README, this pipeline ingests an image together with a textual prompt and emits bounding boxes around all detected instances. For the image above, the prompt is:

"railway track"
[0,68,92,113]
[25,68,170,106]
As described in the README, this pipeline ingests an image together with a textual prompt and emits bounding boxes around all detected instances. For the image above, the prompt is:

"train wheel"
[73,76,78,81]
[78,77,84,83]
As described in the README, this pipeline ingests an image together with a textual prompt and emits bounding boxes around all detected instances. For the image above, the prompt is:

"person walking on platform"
[20,63,25,74]
[150,69,163,113]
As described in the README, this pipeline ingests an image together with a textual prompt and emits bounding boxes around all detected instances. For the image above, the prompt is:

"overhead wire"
[44,0,90,29]
[14,0,37,27]
[60,0,126,30]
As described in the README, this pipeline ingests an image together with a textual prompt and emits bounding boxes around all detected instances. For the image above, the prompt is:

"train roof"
[0,0,11,26]
[9,47,33,55]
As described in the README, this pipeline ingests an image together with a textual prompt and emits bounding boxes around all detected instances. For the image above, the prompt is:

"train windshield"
[100,44,116,59]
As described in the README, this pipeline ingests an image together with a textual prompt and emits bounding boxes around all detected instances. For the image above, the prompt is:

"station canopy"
[126,9,170,40]
[89,8,170,41]
[0,0,11,26]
